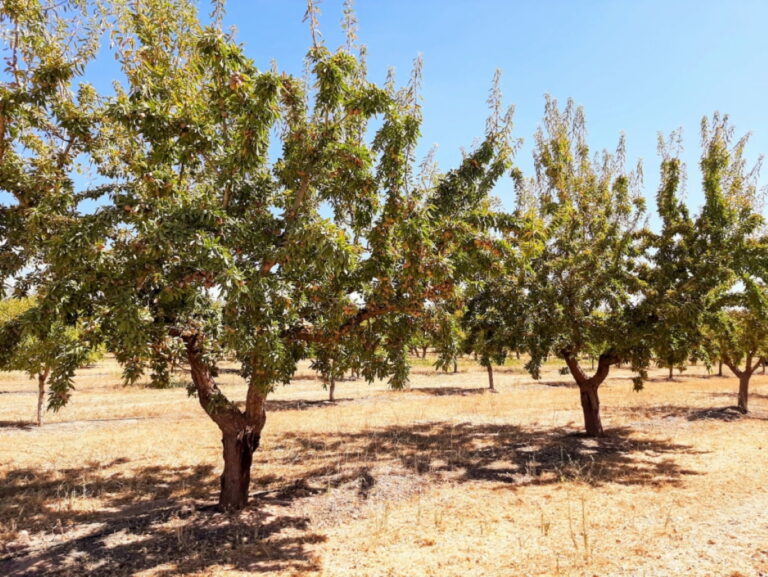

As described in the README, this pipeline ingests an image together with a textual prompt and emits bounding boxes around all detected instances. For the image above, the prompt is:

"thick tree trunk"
[185,334,266,510]
[220,428,260,508]
[36,369,49,427]
[737,373,750,414]
[487,363,495,391]
[579,384,603,437]
[562,351,616,437]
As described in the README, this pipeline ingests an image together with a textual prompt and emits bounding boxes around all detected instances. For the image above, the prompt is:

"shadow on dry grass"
[0,419,709,576]
[618,404,768,422]
[0,421,35,430]
[708,391,768,401]
[410,386,488,397]
[264,398,353,412]
[268,422,704,493]
[0,462,323,576]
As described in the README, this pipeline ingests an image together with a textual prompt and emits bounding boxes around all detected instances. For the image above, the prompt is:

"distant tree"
[0,298,100,425]
[520,97,651,436]
[310,335,361,402]
[693,114,767,413]
[461,275,527,391]
[643,132,702,380]
[705,290,768,413]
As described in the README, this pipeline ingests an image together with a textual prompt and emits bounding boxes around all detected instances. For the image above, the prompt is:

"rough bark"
[579,385,602,436]
[486,363,495,391]
[737,373,750,414]
[562,351,617,437]
[722,355,760,415]
[36,368,49,427]
[185,335,266,510]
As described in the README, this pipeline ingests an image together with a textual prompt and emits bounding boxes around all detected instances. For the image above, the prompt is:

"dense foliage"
[2,0,767,509]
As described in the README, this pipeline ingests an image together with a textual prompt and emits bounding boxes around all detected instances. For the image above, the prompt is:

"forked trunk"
[563,351,615,437]
[737,374,750,414]
[185,334,267,510]
[487,363,495,391]
[36,369,49,427]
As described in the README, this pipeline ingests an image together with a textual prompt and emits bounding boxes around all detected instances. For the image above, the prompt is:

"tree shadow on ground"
[264,398,354,412]
[535,381,578,388]
[0,461,323,576]
[709,391,768,401]
[0,420,35,430]
[616,404,768,422]
[410,386,488,397]
[268,422,704,494]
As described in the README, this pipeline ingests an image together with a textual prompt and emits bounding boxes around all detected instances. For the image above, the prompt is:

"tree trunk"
[737,373,750,414]
[220,428,260,508]
[487,363,495,391]
[562,351,615,437]
[422,345,428,359]
[36,369,49,427]
[453,358,458,373]
[328,375,336,402]
[668,365,673,380]
[579,384,603,436]
[718,360,723,376]
[185,334,266,510]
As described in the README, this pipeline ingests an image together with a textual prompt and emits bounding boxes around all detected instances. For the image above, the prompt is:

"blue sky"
[85,0,768,217]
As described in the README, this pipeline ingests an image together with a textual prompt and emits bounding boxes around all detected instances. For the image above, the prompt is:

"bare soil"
[1,357,767,576]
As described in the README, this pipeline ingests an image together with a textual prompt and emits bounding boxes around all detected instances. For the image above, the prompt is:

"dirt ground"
[0,356,767,577]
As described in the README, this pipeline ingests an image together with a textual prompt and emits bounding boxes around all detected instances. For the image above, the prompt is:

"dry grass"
[1,357,768,576]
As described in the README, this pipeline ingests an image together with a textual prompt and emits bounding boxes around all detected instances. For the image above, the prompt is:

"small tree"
[461,276,526,391]
[705,288,768,413]
[0,298,99,425]
[520,97,650,436]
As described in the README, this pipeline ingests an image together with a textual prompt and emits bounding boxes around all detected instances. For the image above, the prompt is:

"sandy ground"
[0,357,767,576]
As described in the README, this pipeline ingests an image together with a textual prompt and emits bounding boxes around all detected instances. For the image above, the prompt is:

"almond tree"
[29,0,515,510]
[0,298,99,425]
[643,133,702,380]
[0,0,102,414]
[694,114,767,413]
[520,97,650,436]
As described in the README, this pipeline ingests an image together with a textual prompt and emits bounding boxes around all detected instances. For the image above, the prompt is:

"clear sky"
[86,0,768,217]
